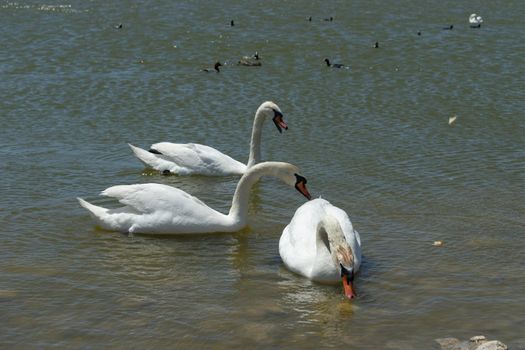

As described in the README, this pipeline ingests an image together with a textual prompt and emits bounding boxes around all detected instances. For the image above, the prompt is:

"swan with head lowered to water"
[128,101,288,176]
[279,198,362,299]
[78,161,311,235]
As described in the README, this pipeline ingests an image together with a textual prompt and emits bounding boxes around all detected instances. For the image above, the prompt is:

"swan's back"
[102,183,208,214]
[151,142,247,175]
[130,142,246,175]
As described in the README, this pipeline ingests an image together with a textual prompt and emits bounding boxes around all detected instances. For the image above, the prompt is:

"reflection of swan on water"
[78,162,311,235]
[279,198,362,299]
[129,101,288,176]
[469,13,483,28]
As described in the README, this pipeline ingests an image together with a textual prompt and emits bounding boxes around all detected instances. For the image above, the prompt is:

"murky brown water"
[1,0,524,348]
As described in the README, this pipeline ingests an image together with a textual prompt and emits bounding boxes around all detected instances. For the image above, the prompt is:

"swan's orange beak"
[295,182,311,200]
[342,276,356,299]
[273,113,288,133]
[297,182,311,200]
[294,174,311,200]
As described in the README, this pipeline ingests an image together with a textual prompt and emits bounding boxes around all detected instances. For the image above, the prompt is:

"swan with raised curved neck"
[78,161,311,234]
[128,101,288,176]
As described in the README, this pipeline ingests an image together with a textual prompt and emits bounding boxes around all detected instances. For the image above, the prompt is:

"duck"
[128,101,288,176]
[202,61,222,73]
[324,58,347,69]
[78,162,311,234]
[279,198,362,299]
[443,24,454,30]
[238,52,261,66]
[469,13,483,28]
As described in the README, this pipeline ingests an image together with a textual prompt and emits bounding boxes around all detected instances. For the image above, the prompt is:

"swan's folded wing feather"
[101,183,207,214]
[151,143,206,168]
[152,142,245,174]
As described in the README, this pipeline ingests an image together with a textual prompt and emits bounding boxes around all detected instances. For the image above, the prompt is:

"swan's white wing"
[101,183,208,214]
[279,199,329,279]
[98,183,234,234]
[151,142,246,175]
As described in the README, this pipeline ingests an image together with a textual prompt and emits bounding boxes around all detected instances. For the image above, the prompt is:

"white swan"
[78,161,311,234]
[279,198,362,299]
[128,101,288,176]
[469,13,483,27]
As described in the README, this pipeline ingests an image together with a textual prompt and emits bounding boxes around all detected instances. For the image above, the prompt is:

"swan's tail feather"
[128,143,179,173]
[128,143,160,166]
[77,197,109,219]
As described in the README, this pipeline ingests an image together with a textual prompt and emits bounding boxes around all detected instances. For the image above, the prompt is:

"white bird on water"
[128,101,288,176]
[279,198,362,299]
[469,13,483,28]
[78,162,311,235]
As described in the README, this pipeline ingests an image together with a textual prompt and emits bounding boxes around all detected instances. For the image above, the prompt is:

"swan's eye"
[272,109,283,119]
[294,173,307,185]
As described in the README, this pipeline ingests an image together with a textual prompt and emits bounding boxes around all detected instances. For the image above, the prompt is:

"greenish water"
[1,0,524,348]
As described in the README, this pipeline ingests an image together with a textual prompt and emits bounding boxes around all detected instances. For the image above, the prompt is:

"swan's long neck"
[228,162,276,226]
[246,109,266,168]
[315,215,353,269]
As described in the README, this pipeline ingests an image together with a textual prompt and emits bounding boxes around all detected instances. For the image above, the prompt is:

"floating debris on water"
[435,335,507,350]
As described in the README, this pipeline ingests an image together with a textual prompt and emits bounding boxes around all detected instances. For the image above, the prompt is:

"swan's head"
[293,173,311,200]
[247,162,311,200]
[257,101,288,133]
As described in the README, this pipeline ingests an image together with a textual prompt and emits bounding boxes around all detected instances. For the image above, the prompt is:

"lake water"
[1,0,524,348]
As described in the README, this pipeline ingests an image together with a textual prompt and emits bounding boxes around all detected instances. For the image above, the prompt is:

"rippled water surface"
[1,0,525,348]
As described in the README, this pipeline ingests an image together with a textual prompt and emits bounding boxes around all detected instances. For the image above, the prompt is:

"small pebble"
[471,336,487,343]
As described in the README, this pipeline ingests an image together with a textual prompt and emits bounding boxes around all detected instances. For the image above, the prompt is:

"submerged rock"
[476,341,507,350]
[435,335,507,350]
[435,338,461,349]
